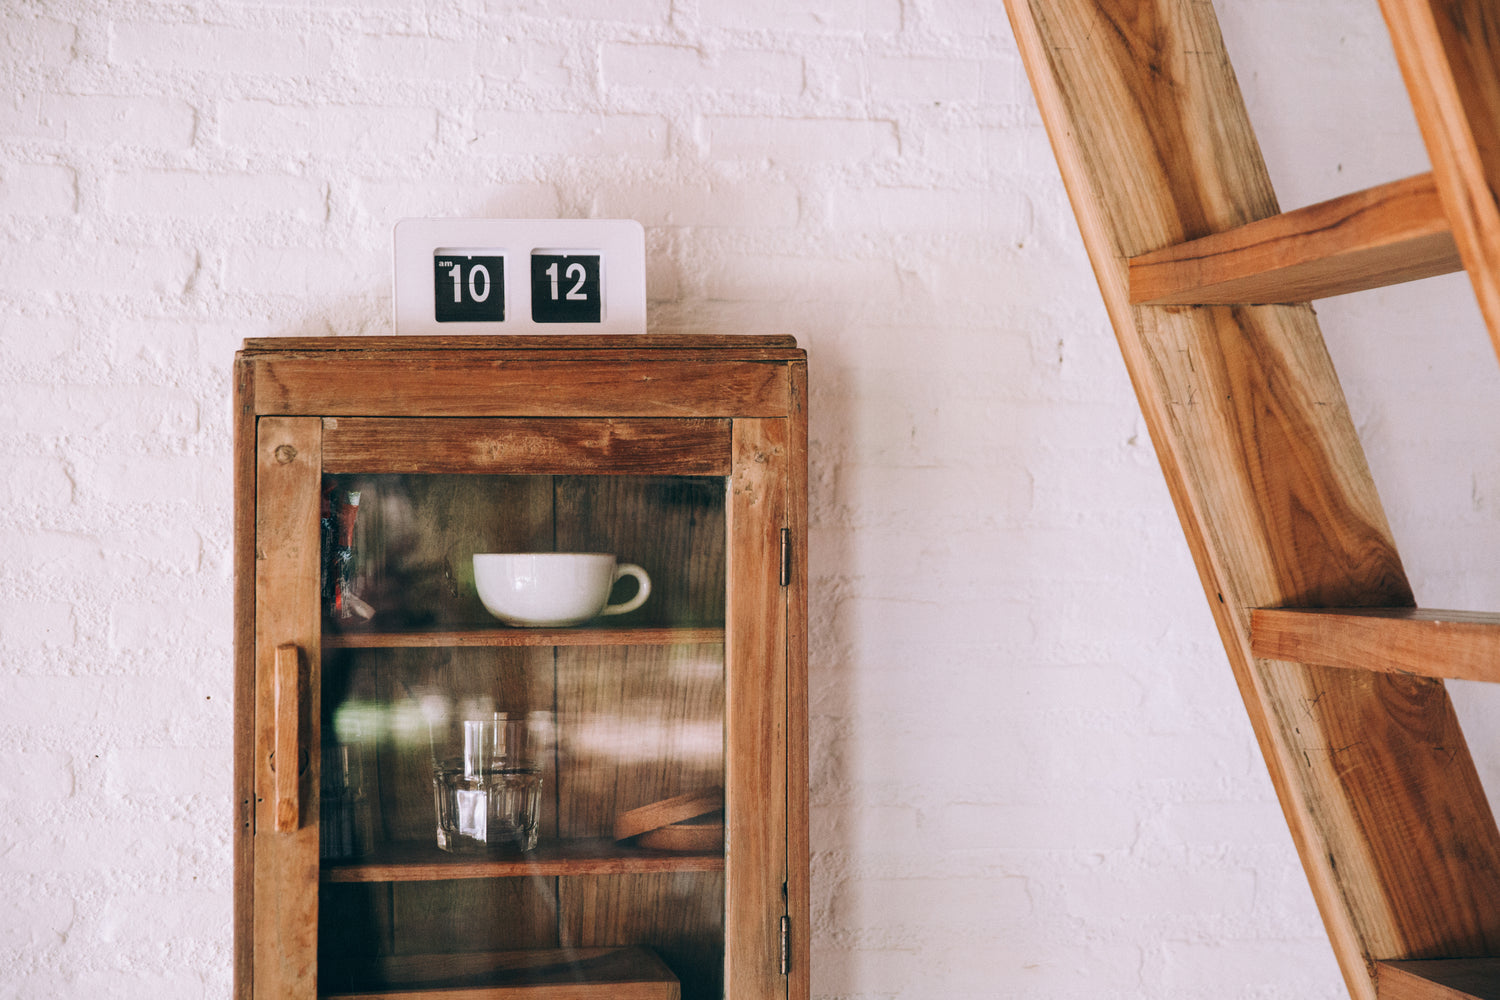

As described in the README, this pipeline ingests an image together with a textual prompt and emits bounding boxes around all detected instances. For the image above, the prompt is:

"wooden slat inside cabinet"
[322,840,726,883]
[321,946,683,1000]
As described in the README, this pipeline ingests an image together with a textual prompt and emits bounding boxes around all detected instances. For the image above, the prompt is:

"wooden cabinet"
[233,336,808,1000]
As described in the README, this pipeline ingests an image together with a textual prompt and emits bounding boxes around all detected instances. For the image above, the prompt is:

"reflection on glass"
[319,736,371,861]
[318,474,728,999]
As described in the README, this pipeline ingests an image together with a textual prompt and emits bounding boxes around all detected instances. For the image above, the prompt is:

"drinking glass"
[433,713,543,852]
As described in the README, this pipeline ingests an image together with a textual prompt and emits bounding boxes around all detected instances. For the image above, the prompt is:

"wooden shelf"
[1249,607,1500,683]
[322,838,725,883]
[1128,172,1460,305]
[1376,959,1500,1000]
[321,946,681,999]
[323,625,725,649]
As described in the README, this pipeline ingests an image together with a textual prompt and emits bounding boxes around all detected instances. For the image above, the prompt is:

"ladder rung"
[1129,173,1459,305]
[1250,607,1500,682]
[1376,958,1500,1000]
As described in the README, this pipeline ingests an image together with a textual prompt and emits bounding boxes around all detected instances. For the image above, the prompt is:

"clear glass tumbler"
[433,714,543,852]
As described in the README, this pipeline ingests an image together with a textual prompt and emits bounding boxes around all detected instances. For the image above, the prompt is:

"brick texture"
[1,1,1492,999]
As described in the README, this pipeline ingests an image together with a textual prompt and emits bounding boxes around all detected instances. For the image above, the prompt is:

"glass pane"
[315,472,727,1000]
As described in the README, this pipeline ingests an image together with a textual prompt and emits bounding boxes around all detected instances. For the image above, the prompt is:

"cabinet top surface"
[239,334,803,360]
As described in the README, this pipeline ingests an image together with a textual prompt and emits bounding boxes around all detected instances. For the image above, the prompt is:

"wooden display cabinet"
[233,336,808,1000]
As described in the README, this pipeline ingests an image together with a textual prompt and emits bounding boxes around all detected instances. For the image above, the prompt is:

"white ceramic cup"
[473,553,651,627]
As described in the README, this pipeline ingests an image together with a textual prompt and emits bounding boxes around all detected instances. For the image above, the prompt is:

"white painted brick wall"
[2,1,1497,998]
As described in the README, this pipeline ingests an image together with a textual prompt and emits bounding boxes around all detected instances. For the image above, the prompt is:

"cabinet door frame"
[726,416,792,1000]
[250,415,324,998]
[239,404,801,1000]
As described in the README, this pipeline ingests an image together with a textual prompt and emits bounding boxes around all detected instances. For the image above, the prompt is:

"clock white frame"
[394,218,646,335]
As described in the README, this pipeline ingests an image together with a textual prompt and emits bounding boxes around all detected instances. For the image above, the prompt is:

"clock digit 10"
[433,253,505,323]
[530,252,602,323]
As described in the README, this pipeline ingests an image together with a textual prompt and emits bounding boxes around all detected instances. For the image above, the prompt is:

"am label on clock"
[434,253,504,322]
[394,219,645,335]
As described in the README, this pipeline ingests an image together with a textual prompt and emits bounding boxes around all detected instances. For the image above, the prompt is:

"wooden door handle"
[273,642,303,832]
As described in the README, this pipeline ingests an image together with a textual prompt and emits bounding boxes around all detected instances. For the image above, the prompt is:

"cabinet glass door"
[246,408,789,1000]
[243,342,804,1000]
[315,470,728,1000]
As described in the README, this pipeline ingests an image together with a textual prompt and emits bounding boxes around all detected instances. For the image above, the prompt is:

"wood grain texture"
[1377,958,1500,1000]
[1378,0,1500,361]
[325,469,733,988]
[554,644,726,844]
[386,877,557,959]
[238,339,806,999]
[1251,607,1500,681]
[324,980,678,999]
[232,358,257,1000]
[323,840,726,883]
[726,418,789,1000]
[253,416,323,999]
[250,357,791,419]
[273,643,304,832]
[369,653,560,965]
[240,333,798,355]
[322,418,732,477]
[324,626,726,649]
[316,474,562,983]
[784,361,810,1000]
[633,822,724,853]
[322,945,682,1000]
[554,475,727,629]
[614,789,725,842]
[551,473,730,998]
[561,873,722,1000]
[1129,172,1460,304]
[349,644,551,846]
[1004,1,1500,995]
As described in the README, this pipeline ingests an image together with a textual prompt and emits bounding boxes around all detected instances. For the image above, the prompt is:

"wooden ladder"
[1003,2,1500,998]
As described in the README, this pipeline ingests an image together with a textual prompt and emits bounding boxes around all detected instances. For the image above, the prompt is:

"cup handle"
[600,563,651,617]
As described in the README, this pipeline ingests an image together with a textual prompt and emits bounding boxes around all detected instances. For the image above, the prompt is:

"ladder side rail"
[1003,2,1500,997]
[1378,0,1500,358]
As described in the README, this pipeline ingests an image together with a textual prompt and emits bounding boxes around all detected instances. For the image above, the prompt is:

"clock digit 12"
[433,253,505,323]
[530,252,602,323]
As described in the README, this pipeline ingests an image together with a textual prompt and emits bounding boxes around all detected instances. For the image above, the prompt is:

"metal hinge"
[780,528,791,587]
[779,914,790,975]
